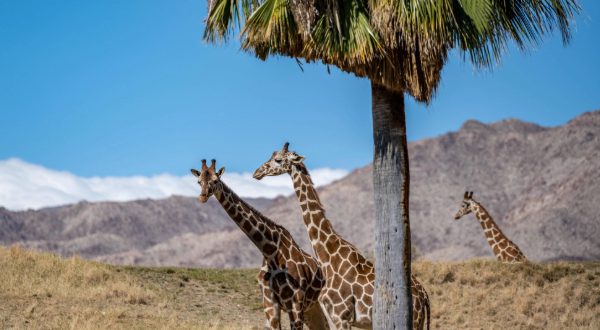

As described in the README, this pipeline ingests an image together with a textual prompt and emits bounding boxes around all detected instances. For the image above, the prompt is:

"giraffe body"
[253,143,430,330]
[454,191,527,263]
[192,159,328,329]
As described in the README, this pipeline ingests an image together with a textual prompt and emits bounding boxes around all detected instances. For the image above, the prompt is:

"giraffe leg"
[258,267,281,330]
[262,288,281,330]
[423,294,430,330]
[412,286,425,330]
[287,304,305,330]
[411,275,430,330]
[412,293,423,330]
[287,284,309,330]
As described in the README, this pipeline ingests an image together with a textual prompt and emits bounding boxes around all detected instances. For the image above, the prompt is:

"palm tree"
[203,1,579,328]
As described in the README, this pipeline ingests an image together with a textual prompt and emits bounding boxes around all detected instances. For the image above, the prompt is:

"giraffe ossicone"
[191,159,329,330]
[454,191,528,263]
[253,143,431,330]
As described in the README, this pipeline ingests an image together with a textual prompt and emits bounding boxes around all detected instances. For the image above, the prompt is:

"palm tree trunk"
[371,82,412,330]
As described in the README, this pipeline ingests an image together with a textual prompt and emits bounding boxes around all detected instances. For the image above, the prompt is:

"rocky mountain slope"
[259,111,600,264]
[0,196,273,268]
[1,110,599,268]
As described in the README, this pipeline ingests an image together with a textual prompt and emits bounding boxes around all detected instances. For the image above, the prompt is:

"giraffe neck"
[290,164,338,262]
[471,202,511,260]
[214,182,281,258]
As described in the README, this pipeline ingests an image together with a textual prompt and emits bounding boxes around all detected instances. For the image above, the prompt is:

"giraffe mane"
[219,180,289,232]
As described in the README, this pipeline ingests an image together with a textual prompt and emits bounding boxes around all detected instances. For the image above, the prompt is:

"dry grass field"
[0,246,598,329]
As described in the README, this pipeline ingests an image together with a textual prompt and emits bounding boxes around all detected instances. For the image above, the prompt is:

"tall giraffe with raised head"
[191,159,328,329]
[454,191,527,263]
[253,143,430,330]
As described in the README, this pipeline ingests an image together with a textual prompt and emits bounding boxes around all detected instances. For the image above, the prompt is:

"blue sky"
[1,0,599,177]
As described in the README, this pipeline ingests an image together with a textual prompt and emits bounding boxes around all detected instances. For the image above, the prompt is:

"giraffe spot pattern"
[210,179,324,329]
[288,165,430,329]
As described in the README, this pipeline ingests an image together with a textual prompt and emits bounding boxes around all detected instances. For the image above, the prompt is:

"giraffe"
[454,191,527,263]
[253,143,430,330]
[191,159,329,330]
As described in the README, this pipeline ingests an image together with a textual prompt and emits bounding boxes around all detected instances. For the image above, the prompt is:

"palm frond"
[203,0,580,102]
[241,0,304,59]
[307,0,381,66]
[366,0,579,99]
[455,0,581,67]
[204,0,257,42]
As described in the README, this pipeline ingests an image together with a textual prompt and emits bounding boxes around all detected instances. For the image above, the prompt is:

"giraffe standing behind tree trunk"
[253,143,431,330]
[191,159,329,330]
[454,191,528,263]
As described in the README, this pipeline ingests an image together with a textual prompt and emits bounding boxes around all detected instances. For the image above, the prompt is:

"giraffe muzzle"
[252,169,265,180]
[198,194,210,203]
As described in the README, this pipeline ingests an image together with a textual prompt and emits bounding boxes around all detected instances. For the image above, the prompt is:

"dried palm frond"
[203,0,580,102]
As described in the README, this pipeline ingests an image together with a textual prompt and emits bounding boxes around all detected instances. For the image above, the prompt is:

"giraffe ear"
[292,156,305,163]
[217,167,225,177]
[464,191,469,199]
[290,154,305,163]
[191,169,200,177]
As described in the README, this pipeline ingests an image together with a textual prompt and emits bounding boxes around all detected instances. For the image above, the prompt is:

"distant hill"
[0,196,273,268]
[1,110,599,268]
[262,110,600,264]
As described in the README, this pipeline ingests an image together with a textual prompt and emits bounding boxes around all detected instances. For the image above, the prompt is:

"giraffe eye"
[274,159,282,164]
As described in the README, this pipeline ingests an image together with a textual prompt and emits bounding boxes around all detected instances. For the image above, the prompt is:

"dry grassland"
[0,246,263,329]
[413,259,600,329]
[0,246,598,329]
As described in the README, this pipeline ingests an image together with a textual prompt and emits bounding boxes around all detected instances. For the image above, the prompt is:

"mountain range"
[1,110,599,268]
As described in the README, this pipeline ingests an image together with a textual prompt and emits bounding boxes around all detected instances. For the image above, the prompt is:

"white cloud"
[0,158,348,211]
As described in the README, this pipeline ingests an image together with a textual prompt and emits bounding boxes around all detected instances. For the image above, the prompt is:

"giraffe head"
[190,159,225,203]
[252,142,305,180]
[454,191,476,220]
